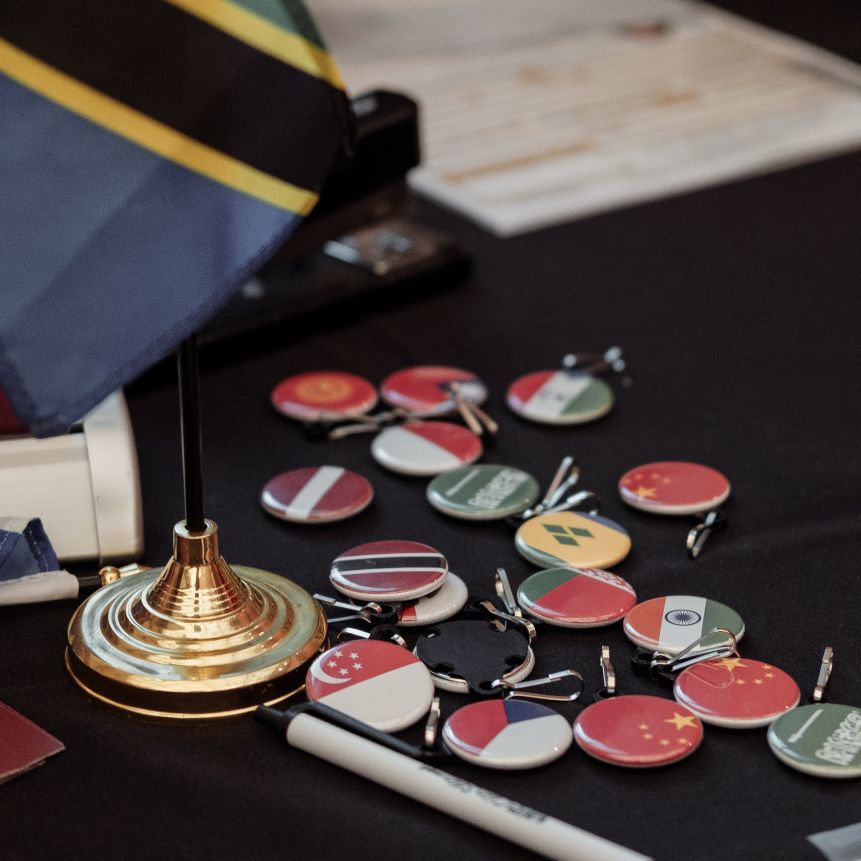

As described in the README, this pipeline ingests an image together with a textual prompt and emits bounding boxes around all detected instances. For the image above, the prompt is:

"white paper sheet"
[312,0,861,235]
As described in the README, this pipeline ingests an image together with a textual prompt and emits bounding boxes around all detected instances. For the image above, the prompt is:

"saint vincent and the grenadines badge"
[674,657,800,728]
[515,511,632,569]
[768,703,861,779]
[442,699,573,770]
[623,595,745,656]
[516,567,637,628]
[426,464,540,520]
[506,370,613,425]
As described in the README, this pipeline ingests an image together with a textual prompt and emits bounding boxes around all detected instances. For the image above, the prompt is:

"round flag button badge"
[443,699,573,770]
[515,511,631,569]
[426,464,540,521]
[371,421,482,476]
[618,461,730,515]
[674,656,800,728]
[506,370,613,425]
[260,466,373,524]
[768,703,861,779]
[380,365,487,415]
[271,371,377,421]
[516,567,637,629]
[574,695,703,768]
[330,539,448,602]
[397,572,469,627]
[623,595,745,656]
[305,639,435,732]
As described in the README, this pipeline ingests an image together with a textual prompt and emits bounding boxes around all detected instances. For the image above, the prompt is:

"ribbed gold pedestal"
[66,520,326,719]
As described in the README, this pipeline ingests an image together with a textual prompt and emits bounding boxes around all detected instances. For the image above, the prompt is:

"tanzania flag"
[0,0,351,436]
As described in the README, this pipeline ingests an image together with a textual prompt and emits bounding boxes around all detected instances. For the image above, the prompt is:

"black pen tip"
[255,705,290,733]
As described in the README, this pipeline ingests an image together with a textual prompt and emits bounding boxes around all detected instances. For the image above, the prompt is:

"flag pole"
[177,335,205,532]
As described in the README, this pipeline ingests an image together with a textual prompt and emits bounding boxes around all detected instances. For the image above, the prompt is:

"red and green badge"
[271,371,377,421]
[506,370,613,425]
[516,567,636,628]
[574,695,703,768]
[618,461,730,515]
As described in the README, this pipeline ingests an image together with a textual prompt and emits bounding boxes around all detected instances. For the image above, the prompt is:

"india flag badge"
[623,595,745,656]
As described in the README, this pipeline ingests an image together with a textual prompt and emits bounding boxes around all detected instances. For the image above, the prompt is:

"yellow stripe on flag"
[164,0,345,90]
[0,37,318,215]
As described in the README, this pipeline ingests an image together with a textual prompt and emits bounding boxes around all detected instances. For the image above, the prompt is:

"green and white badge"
[426,464,540,521]
[768,703,861,779]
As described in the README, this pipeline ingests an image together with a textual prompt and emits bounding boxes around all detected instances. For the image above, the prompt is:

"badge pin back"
[516,567,637,629]
[426,464,540,521]
[768,703,861,779]
[380,365,488,415]
[673,657,800,729]
[506,370,613,425]
[371,421,483,477]
[618,461,730,515]
[442,699,573,770]
[397,572,469,627]
[260,466,373,524]
[623,595,745,656]
[330,540,449,603]
[414,619,533,695]
[271,371,378,422]
[305,639,435,732]
[574,695,703,768]
[515,510,631,570]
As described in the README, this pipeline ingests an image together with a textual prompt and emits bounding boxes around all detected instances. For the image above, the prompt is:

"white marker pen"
[257,704,650,861]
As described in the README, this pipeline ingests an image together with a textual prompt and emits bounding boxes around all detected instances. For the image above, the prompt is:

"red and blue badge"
[443,699,573,769]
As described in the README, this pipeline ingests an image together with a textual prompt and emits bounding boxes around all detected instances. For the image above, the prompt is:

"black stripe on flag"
[0,0,350,189]
[333,556,446,573]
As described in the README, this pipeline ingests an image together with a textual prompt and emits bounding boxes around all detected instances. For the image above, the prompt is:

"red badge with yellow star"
[573,695,703,767]
[618,461,730,515]
[674,657,800,729]
[271,371,377,421]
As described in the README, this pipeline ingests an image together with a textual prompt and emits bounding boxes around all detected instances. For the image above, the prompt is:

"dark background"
[4,3,861,859]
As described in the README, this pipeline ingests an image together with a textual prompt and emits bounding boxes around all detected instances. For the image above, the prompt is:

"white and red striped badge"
[330,539,449,602]
[260,466,373,524]
[305,639,435,731]
[271,371,377,421]
[371,421,482,476]
[380,365,487,415]
[397,572,469,626]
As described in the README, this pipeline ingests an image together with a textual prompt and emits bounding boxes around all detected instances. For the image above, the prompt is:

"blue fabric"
[0,75,303,437]
[0,518,59,582]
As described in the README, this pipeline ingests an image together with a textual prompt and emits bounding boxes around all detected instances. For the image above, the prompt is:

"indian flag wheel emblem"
[623,595,745,656]
[397,573,469,627]
[574,695,704,768]
[305,639,435,732]
[330,539,449,602]
[516,567,637,628]
[260,466,373,524]
[270,371,377,421]
[768,703,861,779]
[442,699,573,770]
[380,365,488,415]
[618,461,730,515]
[673,657,800,728]
[506,370,613,425]
[371,421,483,476]
[514,511,632,570]
[426,464,540,521]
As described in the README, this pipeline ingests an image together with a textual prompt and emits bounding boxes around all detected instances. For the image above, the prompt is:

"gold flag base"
[66,520,327,720]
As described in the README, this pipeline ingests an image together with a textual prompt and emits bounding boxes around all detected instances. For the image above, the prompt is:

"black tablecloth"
[5,8,861,859]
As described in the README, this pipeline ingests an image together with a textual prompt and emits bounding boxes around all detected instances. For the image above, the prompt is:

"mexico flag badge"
[623,595,745,655]
[506,370,613,425]
[305,639,434,732]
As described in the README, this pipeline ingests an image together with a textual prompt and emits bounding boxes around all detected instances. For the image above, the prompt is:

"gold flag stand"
[66,337,326,719]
